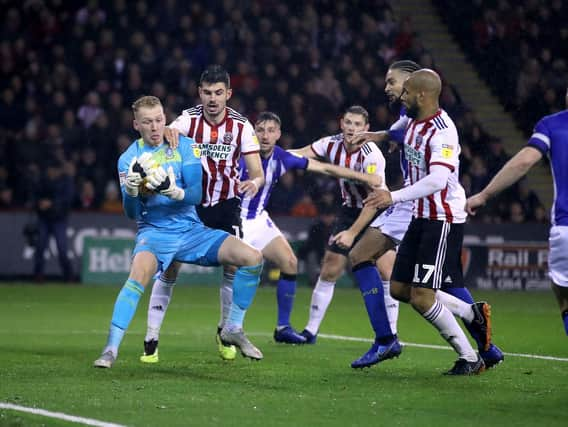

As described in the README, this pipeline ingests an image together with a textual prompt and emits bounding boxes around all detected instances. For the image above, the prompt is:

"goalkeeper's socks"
[352,262,394,343]
[105,279,145,351]
[562,310,568,336]
[276,273,297,327]
[145,276,175,342]
[443,287,484,348]
[226,263,263,329]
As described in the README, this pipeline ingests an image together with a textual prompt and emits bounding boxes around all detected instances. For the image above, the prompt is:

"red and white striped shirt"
[402,109,466,223]
[170,105,259,207]
[311,134,386,208]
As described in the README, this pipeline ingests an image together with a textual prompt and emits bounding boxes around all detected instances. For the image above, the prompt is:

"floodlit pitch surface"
[1,284,567,427]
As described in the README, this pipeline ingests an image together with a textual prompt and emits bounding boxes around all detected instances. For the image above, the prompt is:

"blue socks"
[277,273,297,327]
[352,262,394,344]
[227,263,263,329]
[106,279,145,352]
[562,310,568,336]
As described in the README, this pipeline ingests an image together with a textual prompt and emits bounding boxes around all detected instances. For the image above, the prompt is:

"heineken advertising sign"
[81,237,222,285]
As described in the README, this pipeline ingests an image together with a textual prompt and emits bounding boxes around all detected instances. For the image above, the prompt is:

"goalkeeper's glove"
[125,157,144,197]
[145,166,185,201]
[137,152,157,176]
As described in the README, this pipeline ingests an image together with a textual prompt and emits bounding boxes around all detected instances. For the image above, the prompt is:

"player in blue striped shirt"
[467,88,568,336]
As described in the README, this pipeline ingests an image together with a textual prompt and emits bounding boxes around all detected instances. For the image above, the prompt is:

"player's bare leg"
[262,236,306,344]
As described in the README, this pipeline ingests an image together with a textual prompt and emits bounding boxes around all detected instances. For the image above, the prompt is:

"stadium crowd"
[0,0,551,223]
[435,0,567,135]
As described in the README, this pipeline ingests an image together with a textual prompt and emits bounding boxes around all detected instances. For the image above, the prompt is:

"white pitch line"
[316,333,568,362]
[0,402,126,427]
[2,329,567,363]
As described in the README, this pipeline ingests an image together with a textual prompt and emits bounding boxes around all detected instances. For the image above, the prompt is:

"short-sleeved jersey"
[169,105,260,207]
[239,146,309,219]
[118,136,201,231]
[311,134,386,208]
[527,110,568,226]
[402,109,466,223]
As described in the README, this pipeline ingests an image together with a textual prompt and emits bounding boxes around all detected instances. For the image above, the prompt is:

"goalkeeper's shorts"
[133,222,229,273]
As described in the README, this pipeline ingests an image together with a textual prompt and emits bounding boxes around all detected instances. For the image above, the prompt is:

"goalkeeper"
[93,96,264,369]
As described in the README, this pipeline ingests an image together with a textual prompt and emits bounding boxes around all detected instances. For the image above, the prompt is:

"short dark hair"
[344,105,369,124]
[199,64,230,88]
[389,60,421,74]
[256,111,281,127]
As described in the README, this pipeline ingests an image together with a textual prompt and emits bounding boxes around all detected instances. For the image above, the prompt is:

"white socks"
[145,277,175,342]
[305,278,335,335]
[435,291,474,323]
[422,300,477,362]
[218,271,234,329]
[383,281,399,335]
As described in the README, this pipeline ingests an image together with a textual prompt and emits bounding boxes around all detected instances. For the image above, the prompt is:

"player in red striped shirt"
[366,69,486,375]
[291,106,397,353]
[142,65,265,362]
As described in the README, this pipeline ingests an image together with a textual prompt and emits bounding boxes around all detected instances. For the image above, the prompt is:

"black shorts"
[391,218,464,289]
[327,206,377,256]
[196,198,242,238]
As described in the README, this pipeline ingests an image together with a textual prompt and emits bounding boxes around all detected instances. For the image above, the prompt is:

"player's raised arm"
[466,146,543,215]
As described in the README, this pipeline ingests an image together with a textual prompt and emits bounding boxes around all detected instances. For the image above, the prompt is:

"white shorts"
[241,210,284,251]
[549,225,568,287]
[369,200,413,244]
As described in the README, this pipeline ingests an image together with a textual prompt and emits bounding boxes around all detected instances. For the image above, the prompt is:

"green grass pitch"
[1,284,567,426]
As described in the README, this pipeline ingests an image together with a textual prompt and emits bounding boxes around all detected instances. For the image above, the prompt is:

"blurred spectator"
[100,180,123,213]
[75,179,98,210]
[508,201,526,224]
[33,159,74,282]
[298,203,337,285]
[290,194,318,218]
[0,0,542,225]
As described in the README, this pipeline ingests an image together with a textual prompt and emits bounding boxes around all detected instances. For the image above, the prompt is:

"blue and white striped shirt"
[239,146,308,219]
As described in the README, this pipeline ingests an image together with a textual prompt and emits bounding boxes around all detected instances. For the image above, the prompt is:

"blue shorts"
[133,222,229,273]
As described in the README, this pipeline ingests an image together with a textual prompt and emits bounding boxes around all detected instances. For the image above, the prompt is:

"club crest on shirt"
[415,134,423,146]
[165,147,174,159]
[223,132,233,144]
[192,144,201,158]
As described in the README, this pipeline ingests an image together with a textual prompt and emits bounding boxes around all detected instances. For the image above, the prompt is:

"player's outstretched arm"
[307,158,382,189]
[351,131,389,147]
[288,145,318,159]
[466,146,542,215]
[239,152,264,197]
